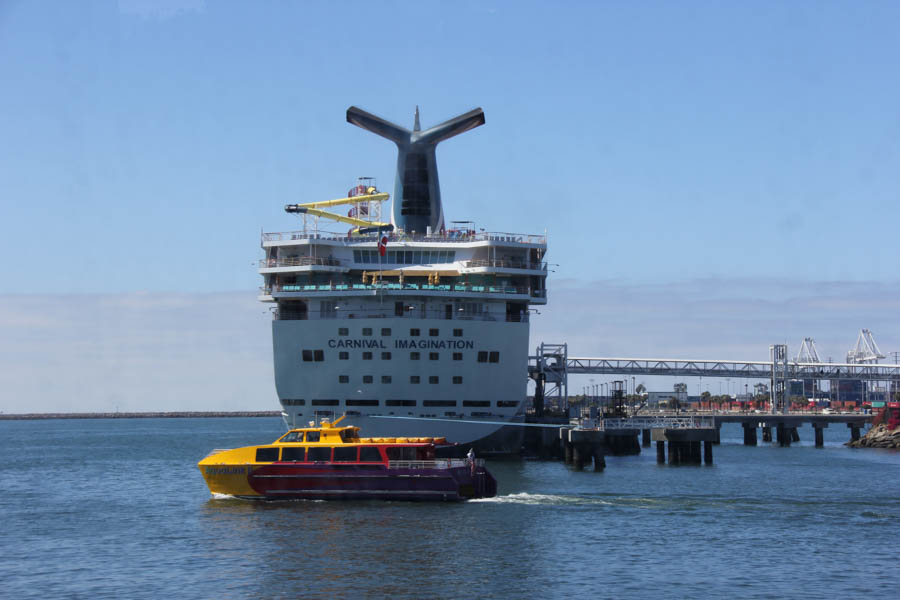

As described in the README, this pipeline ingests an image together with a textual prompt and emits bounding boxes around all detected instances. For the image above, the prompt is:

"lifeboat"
[198,415,497,501]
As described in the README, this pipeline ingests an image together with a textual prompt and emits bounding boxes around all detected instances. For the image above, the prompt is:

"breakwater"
[0,411,281,421]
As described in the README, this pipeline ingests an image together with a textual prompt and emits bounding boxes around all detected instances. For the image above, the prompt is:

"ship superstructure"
[258,107,548,453]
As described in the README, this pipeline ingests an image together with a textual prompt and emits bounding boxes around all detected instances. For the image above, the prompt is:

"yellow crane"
[284,188,393,234]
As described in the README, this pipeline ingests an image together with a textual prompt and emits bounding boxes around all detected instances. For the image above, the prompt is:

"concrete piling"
[642,429,651,448]
[703,440,713,465]
[656,440,665,464]
[848,424,861,442]
[742,422,758,446]
[813,422,827,448]
[593,447,606,471]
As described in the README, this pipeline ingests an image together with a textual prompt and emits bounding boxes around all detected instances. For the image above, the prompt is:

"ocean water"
[1,417,898,599]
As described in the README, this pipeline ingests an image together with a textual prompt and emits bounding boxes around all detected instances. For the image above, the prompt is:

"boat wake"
[469,492,613,506]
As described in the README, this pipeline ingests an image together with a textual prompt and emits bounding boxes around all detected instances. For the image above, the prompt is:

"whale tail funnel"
[346,106,485,234]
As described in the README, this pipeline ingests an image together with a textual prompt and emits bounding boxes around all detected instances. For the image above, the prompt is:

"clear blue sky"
[1,1,898,412]
[2,0,899,293]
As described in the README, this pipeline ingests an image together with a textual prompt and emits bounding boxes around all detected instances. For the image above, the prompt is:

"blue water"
[1,418,898,599]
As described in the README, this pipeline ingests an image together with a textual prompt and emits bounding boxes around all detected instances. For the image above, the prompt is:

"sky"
[1,1,898,412]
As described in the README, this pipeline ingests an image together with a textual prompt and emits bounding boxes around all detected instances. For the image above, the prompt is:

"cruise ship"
[258,106,548,454]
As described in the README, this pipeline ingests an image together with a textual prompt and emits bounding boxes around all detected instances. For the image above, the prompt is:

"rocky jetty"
[847,423,900,449]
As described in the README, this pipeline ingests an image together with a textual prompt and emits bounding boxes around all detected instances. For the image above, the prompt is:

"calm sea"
[1,417,898,599]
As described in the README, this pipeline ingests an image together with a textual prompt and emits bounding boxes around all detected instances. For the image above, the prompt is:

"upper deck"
[261,229,547,248]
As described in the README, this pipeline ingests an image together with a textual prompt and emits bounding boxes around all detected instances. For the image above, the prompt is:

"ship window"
[423,400,457,407]
[360,447,382,462]
[410,376,420,384]
[381,328,391,336]
[363,352,373,360]
[255,447,279,462]
[282,399,306,406]
[281,447,305,462]
[338,327,349,336]
[362,375,373,384]
[463,401,491,407]
[279,431,303,442]
[489,351,500,363]
[410,352,420,360]
[497,401,519,408]
[306,431,320,442]
[347,398,379,406]
[314,350,324,362]
[382,352,391,360]
[382,375,392,384]
[453,376,463,384]
[477,351,488,363]
[386,399,416,406]
[307,447,331,462]
[362,328,372,336]
[312,399,339,406]
[429,352,439,360]
[339,375,349,383]
[453,352,463,361]
[429,328,439,336]
[453,328,463,337]
[410,328,420,336]
[429,376,439,384]
[302,350,313,362]
[333,447,358,462]
[395,302,405,316]
[339,352,349,360]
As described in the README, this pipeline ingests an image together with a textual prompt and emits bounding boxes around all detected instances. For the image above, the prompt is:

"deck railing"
[388,459,486,470]
[464,259,547,271]
[259,257,346,268]
[262,230,547,246]
[262,282,544,298]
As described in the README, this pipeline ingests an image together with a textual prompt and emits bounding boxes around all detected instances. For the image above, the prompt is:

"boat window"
[280,431,303,443]
[339,352,349,360]
[302,350,313,362]
[453,352,463,361]
[429,328,439,336]
[282,447,305,462]
[362,375,374,383]
[410,376,420,384]
[338,327,349,336]
[477,351,488,362]
[362,328,373,336]
[386,447,418,461]
[333,446,358,462]
[340,429,360,441]
[313,350,324,362]
[429,352,439,360]
[497,401,519,408]
[256,447,279,462]
[410,352,420,360]
[381,375,392,384]
[339,375,349,383]
[410,328,420,336]
[453,328,463,337]
[489,351,500,363]
[363,352,373,360]
[307,447,331,462]
[306,431,320,442]
[360,447,382,462]
[429,376,439,384]
[382,352,391,360]
[381,328,391,336]
[453,376,463,384]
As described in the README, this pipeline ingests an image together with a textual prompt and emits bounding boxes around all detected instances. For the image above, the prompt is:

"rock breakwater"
[847,423,900,449]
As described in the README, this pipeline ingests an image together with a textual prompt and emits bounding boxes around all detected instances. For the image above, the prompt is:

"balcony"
[264,282,543,297]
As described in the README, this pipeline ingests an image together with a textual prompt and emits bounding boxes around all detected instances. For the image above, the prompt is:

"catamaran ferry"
[258,106,548,454]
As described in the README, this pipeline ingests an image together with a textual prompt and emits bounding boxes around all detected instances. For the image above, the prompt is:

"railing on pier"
[601,416,716,430]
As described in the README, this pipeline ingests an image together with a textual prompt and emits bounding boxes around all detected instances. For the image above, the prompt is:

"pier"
[534,411,872,469]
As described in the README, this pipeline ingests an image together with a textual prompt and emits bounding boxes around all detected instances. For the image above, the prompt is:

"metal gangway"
[529,343,900,415]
